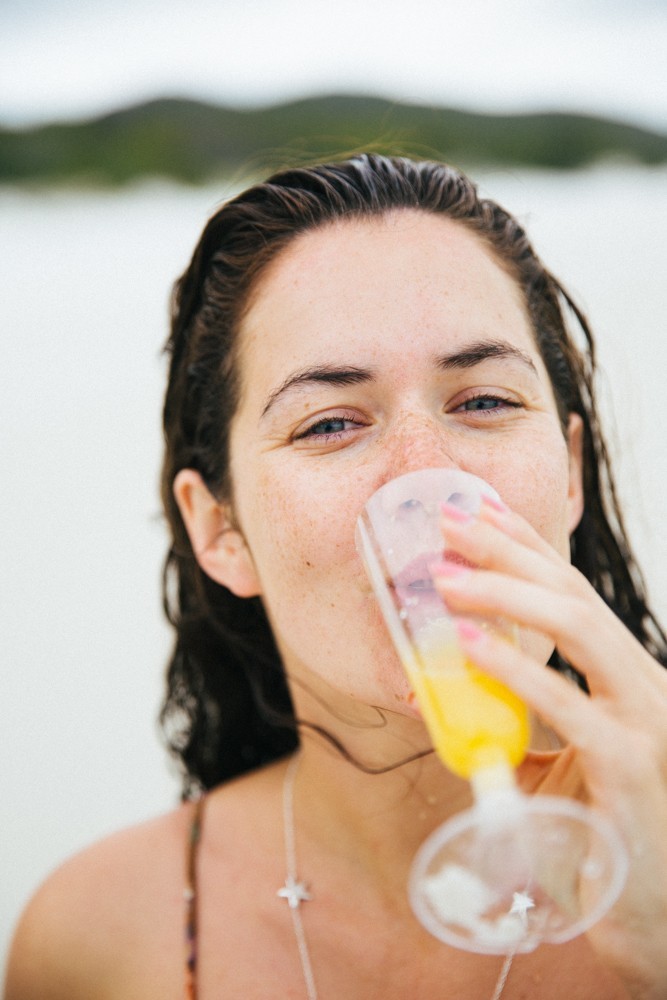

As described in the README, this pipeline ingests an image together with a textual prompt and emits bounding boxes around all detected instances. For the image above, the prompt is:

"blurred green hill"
[2,94,666,186]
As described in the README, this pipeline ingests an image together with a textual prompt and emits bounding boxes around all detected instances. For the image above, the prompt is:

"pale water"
[2,167,666,971]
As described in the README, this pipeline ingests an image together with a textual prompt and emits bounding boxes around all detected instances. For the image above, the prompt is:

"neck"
[293,730,471,897]
[284,662,565,894]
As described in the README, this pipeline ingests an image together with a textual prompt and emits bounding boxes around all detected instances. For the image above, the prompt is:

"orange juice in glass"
[356,468,627,954]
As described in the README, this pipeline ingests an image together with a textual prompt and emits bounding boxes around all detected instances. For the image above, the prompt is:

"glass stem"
[470,760,518,801]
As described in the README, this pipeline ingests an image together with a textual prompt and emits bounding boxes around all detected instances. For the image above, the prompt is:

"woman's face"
[226,211,583,711]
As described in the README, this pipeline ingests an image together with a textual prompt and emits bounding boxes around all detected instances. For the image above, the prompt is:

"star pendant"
[509,891,535,925]
[277,874,312,909]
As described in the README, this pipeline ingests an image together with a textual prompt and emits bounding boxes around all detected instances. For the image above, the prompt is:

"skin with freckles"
[169,211,665,997]
[6,207,666,1000]
[225,211,584,721]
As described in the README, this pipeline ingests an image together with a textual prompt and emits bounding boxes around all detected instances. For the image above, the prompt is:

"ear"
[566,413,585,535]
[173,469,261,598]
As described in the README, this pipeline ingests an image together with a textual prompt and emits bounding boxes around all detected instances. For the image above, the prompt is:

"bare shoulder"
[4,803,194,1000]
[4,760,290,1000]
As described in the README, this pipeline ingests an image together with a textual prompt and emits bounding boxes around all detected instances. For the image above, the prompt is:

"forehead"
[237,210,534,384]
[252,208,520,299]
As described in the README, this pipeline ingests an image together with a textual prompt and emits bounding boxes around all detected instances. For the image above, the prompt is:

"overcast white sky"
[1,0,666,129]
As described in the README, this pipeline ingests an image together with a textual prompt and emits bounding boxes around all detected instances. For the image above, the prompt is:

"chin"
[369,664,422,720]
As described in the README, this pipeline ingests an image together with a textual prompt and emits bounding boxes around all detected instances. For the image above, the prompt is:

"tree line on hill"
[2,94,666,186]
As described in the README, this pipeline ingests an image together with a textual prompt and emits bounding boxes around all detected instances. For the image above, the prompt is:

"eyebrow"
[260,339,539,418]
[261,365,374,417]
[435,339,539,375]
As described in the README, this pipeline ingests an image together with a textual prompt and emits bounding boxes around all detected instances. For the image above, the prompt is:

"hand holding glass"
[356,469,628,954]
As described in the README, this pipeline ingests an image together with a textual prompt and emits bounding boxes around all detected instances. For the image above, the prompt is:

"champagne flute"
[356,468,628,955]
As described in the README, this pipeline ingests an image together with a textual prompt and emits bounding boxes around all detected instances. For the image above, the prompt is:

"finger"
[478,495,567,561]
[454,617,602,750]
[440,500,563,587]
[440,501,667,694]
[436,564,666,704]
[453,619,664,815]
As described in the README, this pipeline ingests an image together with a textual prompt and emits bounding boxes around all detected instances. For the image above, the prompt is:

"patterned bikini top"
[184,796,206,1000]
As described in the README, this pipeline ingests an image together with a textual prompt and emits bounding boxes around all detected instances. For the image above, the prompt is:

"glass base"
[409,792,628,954]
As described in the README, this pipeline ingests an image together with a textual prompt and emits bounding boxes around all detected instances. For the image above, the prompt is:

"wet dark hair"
[160,153,666,795]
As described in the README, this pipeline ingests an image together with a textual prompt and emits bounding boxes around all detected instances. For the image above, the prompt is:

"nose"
[383,410,461,482]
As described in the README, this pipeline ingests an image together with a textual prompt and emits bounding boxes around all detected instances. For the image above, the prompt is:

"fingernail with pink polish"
[481,494,508,513]
[430,560,470,578]
[440,501,472,522]
[457,619,484,642]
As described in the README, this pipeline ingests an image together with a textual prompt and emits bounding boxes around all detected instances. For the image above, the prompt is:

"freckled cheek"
[237,473,404,693]
[488,439,569,555]
[497,449,572,553]
[242,472,362,601]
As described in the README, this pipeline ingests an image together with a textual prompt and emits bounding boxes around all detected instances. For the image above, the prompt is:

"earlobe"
[172,469,261,598]
[566,413,585,535]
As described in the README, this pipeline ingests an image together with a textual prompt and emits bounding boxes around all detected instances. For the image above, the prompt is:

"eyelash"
[294,394,522,442]
[294,413,364,441]
[453,392,522,415]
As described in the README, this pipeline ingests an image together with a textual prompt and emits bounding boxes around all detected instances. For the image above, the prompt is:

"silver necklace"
[277,753,515,1000]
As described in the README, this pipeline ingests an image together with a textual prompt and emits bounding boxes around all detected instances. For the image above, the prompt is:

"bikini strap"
[184,795,206,1000]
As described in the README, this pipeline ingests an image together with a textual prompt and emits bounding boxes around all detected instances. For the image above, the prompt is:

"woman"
[5,155,667,999]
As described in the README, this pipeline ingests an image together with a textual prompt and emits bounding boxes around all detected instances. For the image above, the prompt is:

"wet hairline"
[229,207,541,416]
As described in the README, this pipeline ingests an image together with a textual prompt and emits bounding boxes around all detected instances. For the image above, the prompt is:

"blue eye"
[306,417,350,435]
[294,414,362,441]
[464,397,503,411]
[457,395,520,413]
